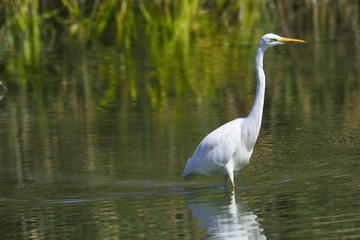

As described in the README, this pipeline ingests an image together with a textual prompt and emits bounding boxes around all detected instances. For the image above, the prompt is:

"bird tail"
[181,158,193,179]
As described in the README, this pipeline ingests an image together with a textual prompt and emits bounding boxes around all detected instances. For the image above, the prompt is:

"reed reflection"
[185,189,266,240]
[0,81,7,102]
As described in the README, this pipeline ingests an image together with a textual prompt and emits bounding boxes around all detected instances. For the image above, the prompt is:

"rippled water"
[0,92,359,240]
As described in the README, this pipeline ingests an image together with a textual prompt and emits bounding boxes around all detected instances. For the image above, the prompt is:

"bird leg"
[230,178,235,194]
[223,175,235,192]
[223,162,235,192]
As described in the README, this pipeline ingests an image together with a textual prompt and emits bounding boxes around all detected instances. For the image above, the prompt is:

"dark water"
[0,17,360,240]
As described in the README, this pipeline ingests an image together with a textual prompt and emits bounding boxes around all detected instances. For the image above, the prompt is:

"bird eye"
[270,38,277,42]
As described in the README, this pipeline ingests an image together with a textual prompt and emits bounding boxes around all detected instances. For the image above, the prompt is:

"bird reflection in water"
[185,189,267,240]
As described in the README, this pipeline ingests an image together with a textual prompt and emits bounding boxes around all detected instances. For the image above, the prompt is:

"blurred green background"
[0,0,358,108]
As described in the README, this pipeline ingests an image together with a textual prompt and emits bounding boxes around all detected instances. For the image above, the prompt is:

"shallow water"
[0,9,360,240]
[0,82,359,239]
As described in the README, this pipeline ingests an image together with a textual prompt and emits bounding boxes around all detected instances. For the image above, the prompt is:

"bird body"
[182,33,305,188]
[182,118,248,177]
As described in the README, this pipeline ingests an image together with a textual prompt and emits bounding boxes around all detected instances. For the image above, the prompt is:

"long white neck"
[244,45,267,144]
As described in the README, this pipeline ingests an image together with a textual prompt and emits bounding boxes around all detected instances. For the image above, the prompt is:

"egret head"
[259,33,306,50]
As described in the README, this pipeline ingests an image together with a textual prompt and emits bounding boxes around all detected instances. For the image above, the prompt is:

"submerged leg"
[224,161,235,190]
[228,172,235,190]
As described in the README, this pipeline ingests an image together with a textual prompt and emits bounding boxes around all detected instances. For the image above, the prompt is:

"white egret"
[182,33,305,189]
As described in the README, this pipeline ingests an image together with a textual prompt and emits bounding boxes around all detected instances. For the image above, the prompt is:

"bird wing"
[182,118,243,177]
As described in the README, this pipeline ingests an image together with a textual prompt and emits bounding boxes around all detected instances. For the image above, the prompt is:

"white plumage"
[182,119,250,178]
[182,33,305,189]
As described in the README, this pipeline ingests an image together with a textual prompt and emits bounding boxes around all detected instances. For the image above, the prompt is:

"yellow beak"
[279,37,306,43]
